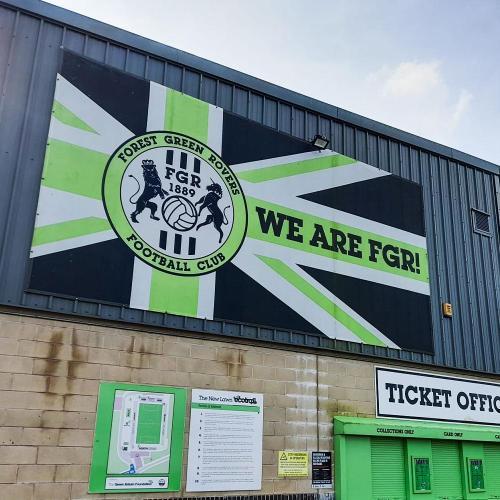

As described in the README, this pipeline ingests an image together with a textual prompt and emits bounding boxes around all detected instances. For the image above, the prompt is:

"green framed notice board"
[89,382,187,493]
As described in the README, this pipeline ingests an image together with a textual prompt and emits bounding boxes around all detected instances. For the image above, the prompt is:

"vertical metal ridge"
[0,14,42,284]
[0,9,19,121]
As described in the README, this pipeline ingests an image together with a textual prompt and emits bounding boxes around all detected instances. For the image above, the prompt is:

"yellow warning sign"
[278,451,309,477]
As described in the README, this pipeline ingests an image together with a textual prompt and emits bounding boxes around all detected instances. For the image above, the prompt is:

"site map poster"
[29,50,432,353]
[89,382,186,493]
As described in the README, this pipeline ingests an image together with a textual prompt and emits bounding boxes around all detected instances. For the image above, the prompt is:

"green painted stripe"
[192,403,260,413]
[237,154,356,183]
[146,88,212,316]
[247,197,429,283]
[52,100,97,133]
[259,256,386,347]
[32,217,111,247]
[149,271,199,316]
[165,89,209,143]
[42,139,109,200]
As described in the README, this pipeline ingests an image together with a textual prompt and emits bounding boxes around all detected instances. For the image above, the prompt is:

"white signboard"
[376,367,500,425]
[186,389,263,492]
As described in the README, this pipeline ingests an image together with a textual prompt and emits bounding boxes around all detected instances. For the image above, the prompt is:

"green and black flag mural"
[29,52,432,352]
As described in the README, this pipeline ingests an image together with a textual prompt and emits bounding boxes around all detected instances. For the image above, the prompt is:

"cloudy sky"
[45,0,500,164]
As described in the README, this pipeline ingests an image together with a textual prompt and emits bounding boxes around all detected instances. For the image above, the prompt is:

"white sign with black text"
[186,389,263,492]
[376,367,500,425]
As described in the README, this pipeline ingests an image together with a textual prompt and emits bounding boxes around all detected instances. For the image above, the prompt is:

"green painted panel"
[484,443,500,496]
[247,197,429,283]
[371,437,406,499]
[32,217,110,247]
[237,153,356,183]
[340,435,372,500]
[149,271,199,316]
[165,89,209,143]
[334,416,500,443]
[431,440,463,499]
[42,139,109,200]
[53,100,97,133]
[145,88,212,315]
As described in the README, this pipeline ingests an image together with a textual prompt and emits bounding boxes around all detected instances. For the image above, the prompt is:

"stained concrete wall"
[0,308,405,499]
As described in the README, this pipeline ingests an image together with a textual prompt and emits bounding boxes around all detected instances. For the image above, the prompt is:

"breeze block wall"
[0,308,377,500]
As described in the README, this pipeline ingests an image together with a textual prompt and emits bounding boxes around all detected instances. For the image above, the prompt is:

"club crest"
[102,132,247,276]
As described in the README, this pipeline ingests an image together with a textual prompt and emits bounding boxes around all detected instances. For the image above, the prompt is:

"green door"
[371,437,406,500]
[484,443,500,499]
[432,440,464,500]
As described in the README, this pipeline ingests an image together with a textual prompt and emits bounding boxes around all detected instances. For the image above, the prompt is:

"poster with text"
[29,50,432,352]
[186,389,263,491]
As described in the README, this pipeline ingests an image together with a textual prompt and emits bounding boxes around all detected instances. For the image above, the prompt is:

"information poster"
[312,452,332,488]
[88,382,186,493]
[278,451,309,477]
[186,389,263,491]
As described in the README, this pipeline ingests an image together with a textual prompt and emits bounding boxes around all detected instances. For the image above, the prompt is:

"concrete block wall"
[0,309,378,499]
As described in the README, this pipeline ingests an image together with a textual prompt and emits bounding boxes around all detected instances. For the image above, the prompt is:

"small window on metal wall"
[471,208,492,236]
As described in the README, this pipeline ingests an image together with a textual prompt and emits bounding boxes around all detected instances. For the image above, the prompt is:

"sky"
[45,0,500,165]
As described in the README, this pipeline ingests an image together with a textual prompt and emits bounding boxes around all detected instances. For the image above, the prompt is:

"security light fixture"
[312,134,329,150]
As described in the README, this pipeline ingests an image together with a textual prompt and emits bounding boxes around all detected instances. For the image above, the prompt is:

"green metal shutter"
[431,440,464,499]
[484,443,500,498]
[370,437,406,500]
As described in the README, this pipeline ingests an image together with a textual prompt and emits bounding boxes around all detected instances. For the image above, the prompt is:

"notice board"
[186,389,263,491]
[88,382,186,493]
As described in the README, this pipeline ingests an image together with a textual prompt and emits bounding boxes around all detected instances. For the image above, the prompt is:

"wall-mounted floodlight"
[312,134,329,150]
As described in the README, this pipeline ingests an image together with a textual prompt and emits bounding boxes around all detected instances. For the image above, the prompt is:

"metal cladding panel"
[0,0,499,373]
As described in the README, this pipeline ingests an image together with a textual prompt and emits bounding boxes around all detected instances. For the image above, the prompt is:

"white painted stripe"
[35,187,107,227]
[333,259,430,295]
[290,263,399,349]
[232,247,361,344]
[54,75,131,145]
[233,242,399,347]
[129,258,153,310]
[230,149,339,172]
[195,103,224,319]
[238,161,388,193]
[243,238,429,295]
[49,118,117,155]
[147,82,167,130]
[129,82,168,310]
[207,105,223,154]
[197,272,216,319]
[31,230,116,257]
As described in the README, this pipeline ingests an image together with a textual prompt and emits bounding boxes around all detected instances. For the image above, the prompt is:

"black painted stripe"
[166,149,174,165]
[159,230,168,250]
[193,157,201,173]
[174,233,182,254]
[300,265,433,354]
[61,51,149,135]
[300,176,426,237]
[188,237,196,255]
[180,152,187,170]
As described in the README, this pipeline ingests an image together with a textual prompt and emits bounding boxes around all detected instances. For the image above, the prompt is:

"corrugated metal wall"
[0,0,499,373]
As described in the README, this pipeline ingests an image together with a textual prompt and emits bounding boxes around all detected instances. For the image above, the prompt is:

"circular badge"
[102,131,247,276]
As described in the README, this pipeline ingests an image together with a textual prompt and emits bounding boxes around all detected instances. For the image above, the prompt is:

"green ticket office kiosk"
[334,417,500,500]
